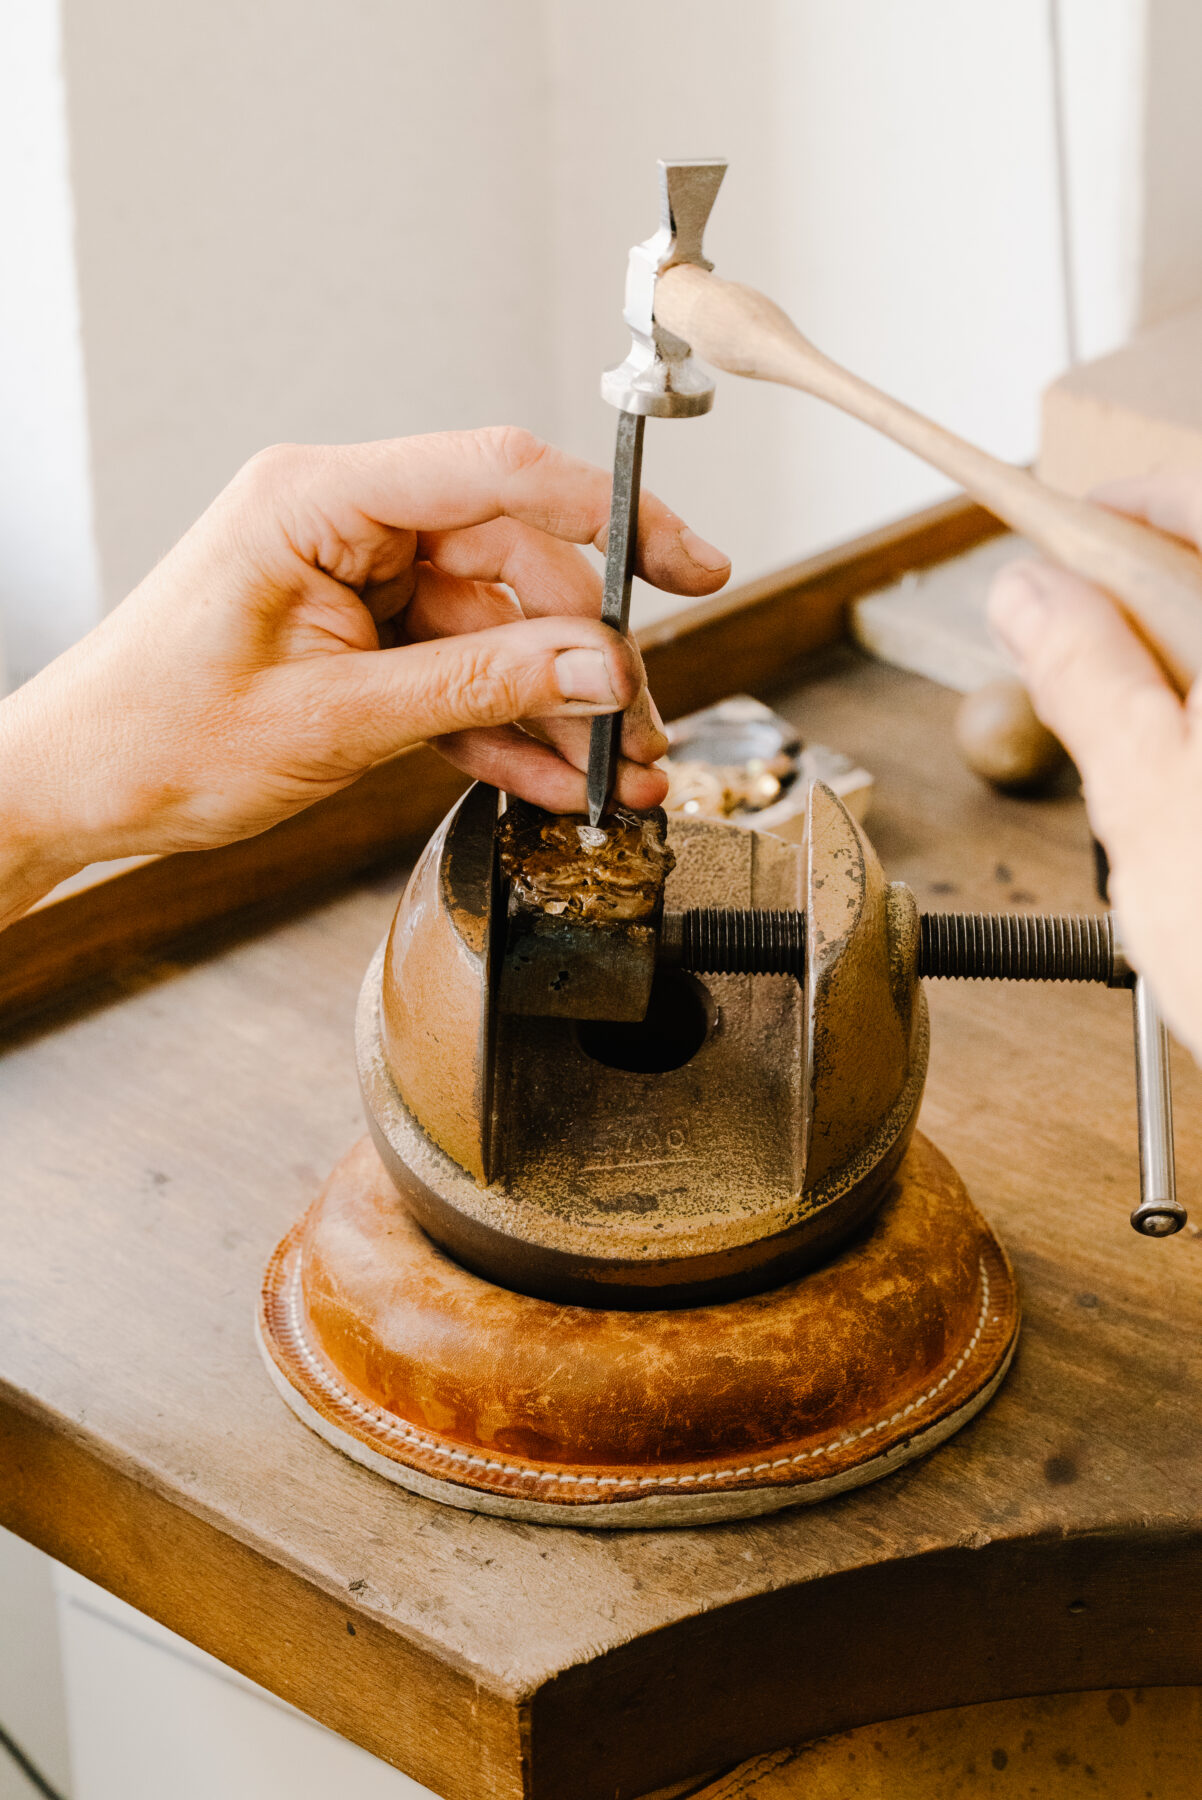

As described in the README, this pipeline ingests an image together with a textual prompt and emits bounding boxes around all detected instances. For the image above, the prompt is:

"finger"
[1088,466,1202,550]
[250,429,730,595]
[360,565,416,627]
[432,726,669,813]
[418,519,603,619]
[987,559,1185,831]
[533,688,668,772]
[401,565,523,644]
[313,614,645,767]
[395,565,658,741]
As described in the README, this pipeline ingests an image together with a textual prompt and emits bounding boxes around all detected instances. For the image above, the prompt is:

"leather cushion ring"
[258,1132,1019,1527]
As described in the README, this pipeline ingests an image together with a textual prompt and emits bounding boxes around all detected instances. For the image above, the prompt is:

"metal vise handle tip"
[1131,975,1186,1236]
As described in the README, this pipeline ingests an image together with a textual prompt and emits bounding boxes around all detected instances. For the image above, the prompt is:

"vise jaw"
[494,799,673,1022]
[357,782,926,1308]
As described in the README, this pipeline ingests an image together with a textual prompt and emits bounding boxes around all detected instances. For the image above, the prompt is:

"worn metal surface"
[803,782,924,1195]
[668,904,1183,1239]
[361,784,927,1306]
[375,782,499,1184]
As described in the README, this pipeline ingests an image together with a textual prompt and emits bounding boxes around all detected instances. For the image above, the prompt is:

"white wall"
[0,0,101,685]
[546,0,1089,625]
[2,0,1160,668]
[765,3,1067,569]
[1138,0,1202,325]
[1056,0,1146,362]
[0,0,1178,667]
[61,0,558,613]
[543,0,788,623]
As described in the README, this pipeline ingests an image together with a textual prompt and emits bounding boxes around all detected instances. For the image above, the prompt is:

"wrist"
[0,683,87,927]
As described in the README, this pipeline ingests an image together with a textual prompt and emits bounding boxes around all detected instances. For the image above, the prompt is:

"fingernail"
[554,648,617,705]
[988,567,1048,659]
[679,527,730,572]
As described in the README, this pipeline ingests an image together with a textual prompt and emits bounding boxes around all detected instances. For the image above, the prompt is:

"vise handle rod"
[654,264,1202,694]
[661,906,1183,1239]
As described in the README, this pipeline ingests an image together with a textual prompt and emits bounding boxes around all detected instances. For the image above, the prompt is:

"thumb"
[315,614,646,766]
[986,559,1185,844]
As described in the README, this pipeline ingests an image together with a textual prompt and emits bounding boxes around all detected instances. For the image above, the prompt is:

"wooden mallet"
[654,264,1202,693]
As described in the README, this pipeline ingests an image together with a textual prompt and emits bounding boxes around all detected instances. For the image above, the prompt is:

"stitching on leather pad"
[261,1234,1009,1501]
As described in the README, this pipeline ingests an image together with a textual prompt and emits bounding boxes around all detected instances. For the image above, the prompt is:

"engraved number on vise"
[582,1121,693,1174]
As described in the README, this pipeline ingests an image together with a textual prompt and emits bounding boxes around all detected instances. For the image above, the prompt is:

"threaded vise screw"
[659,905,1182,1239]
[918,912,1127,985]
[663,908,805,978]
[662,907,1130,987]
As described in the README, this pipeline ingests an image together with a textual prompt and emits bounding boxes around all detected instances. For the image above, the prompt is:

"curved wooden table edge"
[529,1524,1202,1799]
[0,1384,527,1799]
[5,1375,1200,1800]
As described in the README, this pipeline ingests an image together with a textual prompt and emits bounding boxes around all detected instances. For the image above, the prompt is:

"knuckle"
[442,643,532,728]
[242,442,310,484]
[481,424,550,475]
[235,442,317,506]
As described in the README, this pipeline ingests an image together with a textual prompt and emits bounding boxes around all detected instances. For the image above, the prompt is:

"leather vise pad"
[258,1133,1019,1528]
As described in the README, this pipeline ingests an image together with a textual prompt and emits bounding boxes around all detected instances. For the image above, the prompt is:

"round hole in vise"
[576,969,714,1074]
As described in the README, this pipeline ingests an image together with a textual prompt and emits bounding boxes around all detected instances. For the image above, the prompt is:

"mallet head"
[601,157,727,418]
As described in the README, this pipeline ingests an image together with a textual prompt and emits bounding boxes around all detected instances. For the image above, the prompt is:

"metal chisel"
[585,156,727,826]
[586,411,645,825]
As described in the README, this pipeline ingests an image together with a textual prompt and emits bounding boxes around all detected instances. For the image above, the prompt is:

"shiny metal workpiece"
[497,798,670,1021]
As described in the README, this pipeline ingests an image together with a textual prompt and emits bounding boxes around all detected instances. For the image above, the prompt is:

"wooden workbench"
[3,641,1202,1800]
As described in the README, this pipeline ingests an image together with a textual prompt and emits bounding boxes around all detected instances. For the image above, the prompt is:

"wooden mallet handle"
[655,263,1202,692]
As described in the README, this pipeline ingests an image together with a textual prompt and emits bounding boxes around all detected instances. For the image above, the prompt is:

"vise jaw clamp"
[358,782,926,1308]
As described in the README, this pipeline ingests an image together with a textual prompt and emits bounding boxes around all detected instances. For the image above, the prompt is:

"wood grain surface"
[693,1686,1202,1798]
[0,494,1000,1028]
[2,651,1201,1800]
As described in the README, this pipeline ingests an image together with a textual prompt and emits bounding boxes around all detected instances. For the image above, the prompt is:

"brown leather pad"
[258,1132,1019,1527]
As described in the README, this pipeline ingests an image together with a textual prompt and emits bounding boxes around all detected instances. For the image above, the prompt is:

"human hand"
[987,467,1202,1061]
[0,428,729,922]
